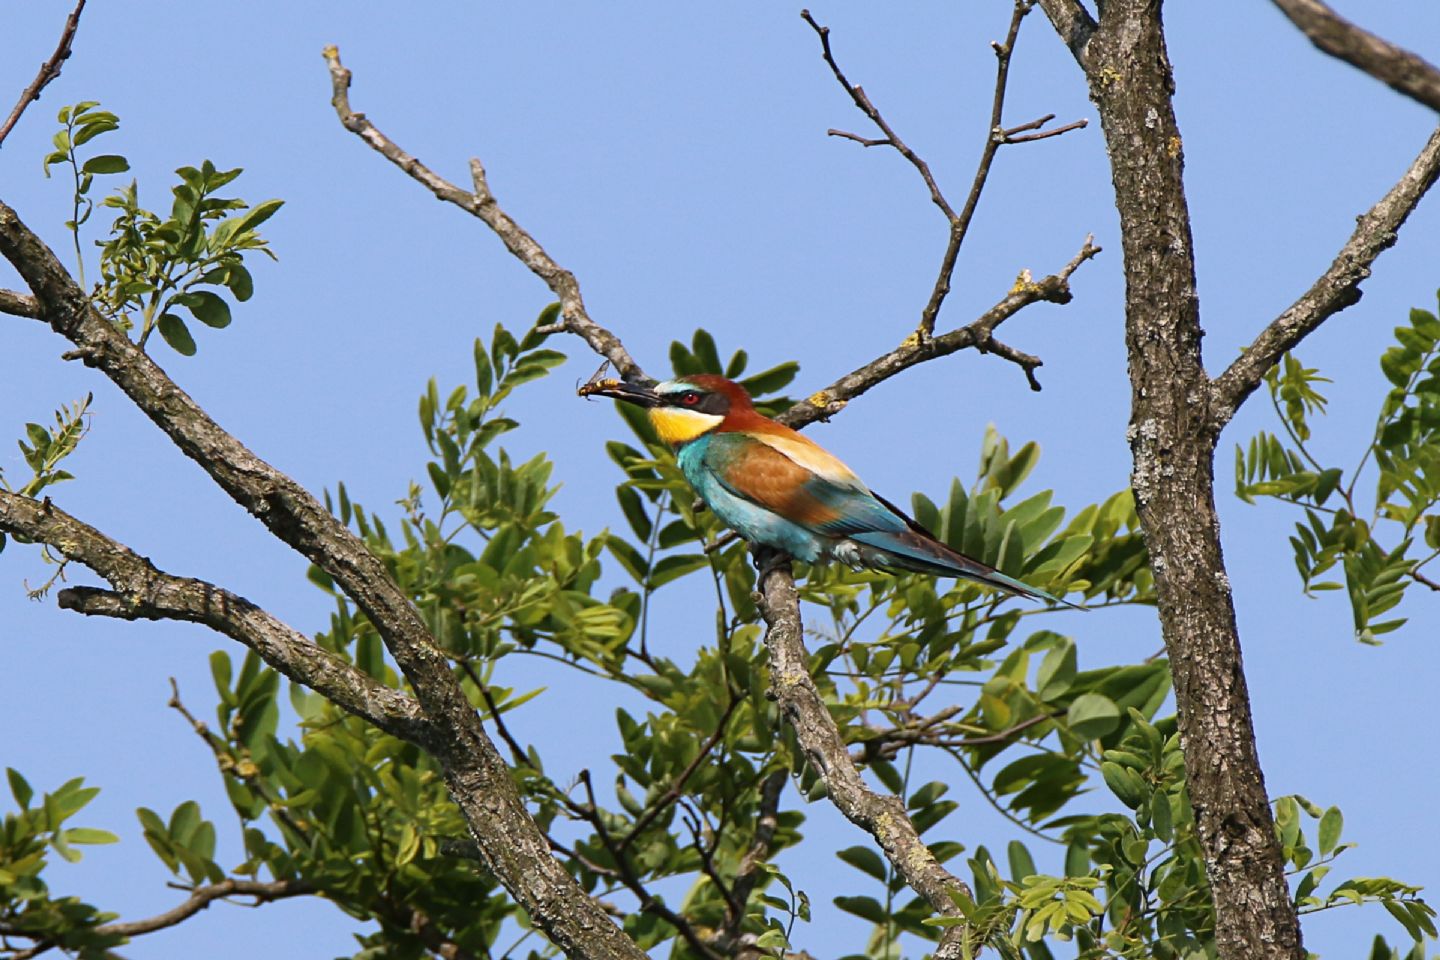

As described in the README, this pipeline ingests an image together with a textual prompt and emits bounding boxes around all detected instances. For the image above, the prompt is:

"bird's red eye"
[681,392,700,405]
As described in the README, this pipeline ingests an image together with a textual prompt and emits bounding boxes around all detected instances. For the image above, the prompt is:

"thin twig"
[801,9,957,221]
[0,0,88,150]
[578,772,723,960]
[618,695,741,852]
[934,0,1038,338]
[1004,117,1088,143]
[803,4,1086,341]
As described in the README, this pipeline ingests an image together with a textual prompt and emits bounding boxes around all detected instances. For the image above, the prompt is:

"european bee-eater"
[583,373,1074,606]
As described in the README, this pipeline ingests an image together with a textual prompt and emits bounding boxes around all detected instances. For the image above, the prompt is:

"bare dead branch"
[320,45,646,383]
[754,551,973,929]
[1271,0,1440,114]
[0,287,41,318]
[1210,124,1440,429]
[803,4,1087,348]
[934,0,1041,338]
[0,490,428,743]
[800,9,957,222]
[778,235,1100,426]
[0,0,87,150]
[827,128,890,148]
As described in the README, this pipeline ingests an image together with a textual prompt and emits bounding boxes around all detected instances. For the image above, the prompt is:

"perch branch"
[1270,0,1440,114]
[0,0,87,150]
[754,551,972,930]
[1210,124,1440,428]
[320,45,645,383]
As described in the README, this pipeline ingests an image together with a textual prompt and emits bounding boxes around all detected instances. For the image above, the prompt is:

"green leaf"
[474,338,494,397]
[157,313,197,356]
[81,154,129,175]
[232,198,284,235]
[837,845,888,882]
[7,768,33,809]
[73,121,118,146]
[1066,692,1121,740]
[182,290,232,328]
[64,827,119,845]
[1036,638,1077,700]
[226,263,255,301]
[647,553,708,588]
[833,895,887,924]
[1007,840,1038,882]
[616,486,653,542]
[1318,806,1343,856]
[740,361,800,397]
[755,928,789,950]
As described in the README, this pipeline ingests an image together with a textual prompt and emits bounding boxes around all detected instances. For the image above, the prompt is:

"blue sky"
[2,2,1439,957]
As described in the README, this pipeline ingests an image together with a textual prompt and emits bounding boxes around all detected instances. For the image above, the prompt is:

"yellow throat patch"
[649,407,723,445]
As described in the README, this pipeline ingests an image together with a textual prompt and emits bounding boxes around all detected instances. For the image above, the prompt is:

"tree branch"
[618,695,740,853]
[719,769,788,948]
[777,235,1100,425]
[0,287,41,318]
[1033,0,1097,68]
[320,45,646,383]
[754,551,972,933]
[1210,124,1440,428]
[0,198,645,960]
[1270,0,1440,114]
[0,490,428,743]
[0,0,87,150]
[95,878,315,940]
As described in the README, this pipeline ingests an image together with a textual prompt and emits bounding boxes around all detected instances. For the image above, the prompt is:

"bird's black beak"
[577,377,663,408]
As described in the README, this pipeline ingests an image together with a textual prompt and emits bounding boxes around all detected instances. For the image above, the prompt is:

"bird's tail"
[848,528,1083,609]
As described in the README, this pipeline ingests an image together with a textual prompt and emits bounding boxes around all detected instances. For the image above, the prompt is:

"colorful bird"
[581,372,1076,607]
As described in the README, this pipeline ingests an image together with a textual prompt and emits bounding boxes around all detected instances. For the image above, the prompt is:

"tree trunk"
[1053,1,1307,956]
